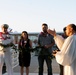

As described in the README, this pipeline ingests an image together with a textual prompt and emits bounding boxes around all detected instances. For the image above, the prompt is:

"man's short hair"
[63,27,66,32]
[42,23,48,27]
[1,24,9,29]
[68,24,76,31]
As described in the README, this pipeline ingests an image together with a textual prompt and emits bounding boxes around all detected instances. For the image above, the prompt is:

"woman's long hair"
[21,31,28,40]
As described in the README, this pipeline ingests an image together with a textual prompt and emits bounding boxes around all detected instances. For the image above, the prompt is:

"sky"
[0,0,76,33]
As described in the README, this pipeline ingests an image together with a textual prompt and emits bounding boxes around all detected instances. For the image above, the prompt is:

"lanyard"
[0,32,9,40]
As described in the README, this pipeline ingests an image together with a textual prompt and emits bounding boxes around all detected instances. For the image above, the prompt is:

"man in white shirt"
[0,24,13,75]
[47,24,76,75]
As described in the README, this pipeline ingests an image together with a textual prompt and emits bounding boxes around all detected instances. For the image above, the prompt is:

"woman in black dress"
[18,31,32,75]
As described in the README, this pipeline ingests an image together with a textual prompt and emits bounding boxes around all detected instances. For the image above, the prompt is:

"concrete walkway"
[3,55,60,75]
[4,73,59,75]
[13,56,60,73]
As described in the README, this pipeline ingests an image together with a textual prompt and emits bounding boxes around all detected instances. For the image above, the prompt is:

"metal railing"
[11,49,19,69]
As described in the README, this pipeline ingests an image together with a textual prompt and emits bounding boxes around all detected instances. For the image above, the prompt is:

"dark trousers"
[59,64,64,75]
[38,55,52,75]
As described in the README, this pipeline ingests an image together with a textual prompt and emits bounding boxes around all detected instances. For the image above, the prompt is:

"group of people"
[0,23,76,75]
